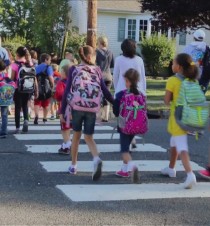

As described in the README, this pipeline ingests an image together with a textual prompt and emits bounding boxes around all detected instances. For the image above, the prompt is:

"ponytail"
[124,69,140,95]
[175,53,199,79]
[79,46,95,65]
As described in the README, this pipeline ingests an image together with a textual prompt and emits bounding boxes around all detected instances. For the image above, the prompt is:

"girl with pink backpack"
[113,69,148,183]
[60,45,114,181]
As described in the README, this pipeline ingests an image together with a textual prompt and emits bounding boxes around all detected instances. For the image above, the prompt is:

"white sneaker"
[161,167,176,178]
[184,173,197,189]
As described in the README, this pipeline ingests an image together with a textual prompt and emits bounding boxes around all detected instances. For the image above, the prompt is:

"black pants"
[103,80,112,106]
[14,89,30,129]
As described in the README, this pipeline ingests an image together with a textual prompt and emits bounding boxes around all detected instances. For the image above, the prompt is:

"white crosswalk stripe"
[9,118,210,202]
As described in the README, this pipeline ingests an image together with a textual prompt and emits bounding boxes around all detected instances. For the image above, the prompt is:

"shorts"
[60,121,72,131]
[72,110,96,135]
[34,99,50,108]
[120,132,135,153]
[170,135,188,154]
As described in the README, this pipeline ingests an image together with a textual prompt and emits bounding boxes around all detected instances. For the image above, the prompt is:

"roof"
[97,0,142,14]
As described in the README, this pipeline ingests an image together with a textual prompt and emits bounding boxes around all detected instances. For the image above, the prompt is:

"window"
[127,19,136,40]
[118,18,126,42]
[139,20,148,41]
[179,32,186,45]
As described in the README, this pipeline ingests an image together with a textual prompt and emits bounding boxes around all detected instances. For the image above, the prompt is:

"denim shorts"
[72,110,96,135]
[120,132,135,153]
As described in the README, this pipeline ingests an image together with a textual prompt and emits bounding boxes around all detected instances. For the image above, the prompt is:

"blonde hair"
[98,36,108,48]
[51,64,59,72]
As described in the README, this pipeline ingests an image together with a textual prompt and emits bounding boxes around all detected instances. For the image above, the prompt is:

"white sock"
[71,164,77,169]
[61,143,66,149]
[121,163,128,173]
[93,156,101,164]
[187,172,194,177]
[127,161,135,172]
[64,141,71,148]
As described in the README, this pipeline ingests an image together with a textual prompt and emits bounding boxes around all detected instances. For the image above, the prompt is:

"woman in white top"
[113,39,146,96]
[113,39,146,149]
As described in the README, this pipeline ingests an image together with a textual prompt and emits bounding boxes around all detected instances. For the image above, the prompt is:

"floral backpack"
[0,73,16,106]
[68,65,102,113]
[118,91,148,135]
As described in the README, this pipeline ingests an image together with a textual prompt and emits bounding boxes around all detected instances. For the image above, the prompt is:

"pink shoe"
[115,170,130,178]
[199,169,210,180]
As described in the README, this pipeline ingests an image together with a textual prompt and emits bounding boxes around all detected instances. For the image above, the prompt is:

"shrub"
[66,27,87,61]
[141,34,176,78]
[2,36,27,57]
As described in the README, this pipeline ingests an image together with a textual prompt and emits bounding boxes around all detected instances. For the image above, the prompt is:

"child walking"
[60,45,114,181]
[113,69,148,183]
[55,65,71,155]
[161,53,197,189]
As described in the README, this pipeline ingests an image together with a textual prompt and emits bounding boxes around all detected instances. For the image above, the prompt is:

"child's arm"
[164,90,173,106]
[113,91,124,117]
[100,78,114,104]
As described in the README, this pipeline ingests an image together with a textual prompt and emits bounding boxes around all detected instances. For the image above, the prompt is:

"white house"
[70,0,210,58]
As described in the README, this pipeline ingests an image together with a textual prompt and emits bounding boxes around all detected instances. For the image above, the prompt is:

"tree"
[31,0,70,54]
[140,0,210,31]
[0,0,33,40]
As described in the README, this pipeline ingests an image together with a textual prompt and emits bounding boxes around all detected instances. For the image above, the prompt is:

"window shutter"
[118,18,126,42]
[179,32,187,45]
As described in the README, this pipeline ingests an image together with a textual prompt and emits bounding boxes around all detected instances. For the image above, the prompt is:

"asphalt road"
[0,118,210,225]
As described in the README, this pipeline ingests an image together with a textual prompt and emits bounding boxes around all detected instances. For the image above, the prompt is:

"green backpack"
[175,73,209,133]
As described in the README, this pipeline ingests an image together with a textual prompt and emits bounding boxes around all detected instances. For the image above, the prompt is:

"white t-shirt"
[113,55,146,96]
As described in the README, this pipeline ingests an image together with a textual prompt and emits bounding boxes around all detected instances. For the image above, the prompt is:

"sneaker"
[184,173,197,189]
[43,118,47,123]
[0,133,7,139]
[161,167,176,178]
[198,169,210,180]
[92,160,103,181]
[132,144,137,149]
[68,166,77,175]
[34,117,38,125]
[115,170,130,178]
[131,166,139,184]
[58,147,71,155]
[22,120,28,133]
[13,129,21,134]
[50,115,55,120]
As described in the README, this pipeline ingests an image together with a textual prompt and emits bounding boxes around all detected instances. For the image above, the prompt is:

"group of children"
[1,42,210,189]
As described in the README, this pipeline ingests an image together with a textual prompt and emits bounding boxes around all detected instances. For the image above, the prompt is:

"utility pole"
[87,0,97,49]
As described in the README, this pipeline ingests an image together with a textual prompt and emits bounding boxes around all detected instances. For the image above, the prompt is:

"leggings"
[103,80,112,106]
[14,89,30,129]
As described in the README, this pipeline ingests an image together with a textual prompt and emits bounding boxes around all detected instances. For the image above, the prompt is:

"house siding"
[70,0,87,34]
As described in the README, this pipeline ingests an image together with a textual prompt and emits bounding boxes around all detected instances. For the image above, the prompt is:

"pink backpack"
[118,91,148,135]
[69,65,102,113]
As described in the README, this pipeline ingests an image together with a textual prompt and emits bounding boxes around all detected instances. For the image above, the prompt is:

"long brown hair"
[124,69,140,95]
[175,53,199,79]
[78,45,95,65]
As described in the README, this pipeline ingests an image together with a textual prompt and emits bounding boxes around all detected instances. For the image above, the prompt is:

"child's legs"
[42,99,50,119]
[1,106,8,134]
[34,100,40,118]
[120,132,135,164]
[173,135,192,173]
[14,90,21,129]
[71,131,82,165]
[71,110,85,165]
[50,98,55,115]
[21,93,29,121]
[61,129,71,143]
[169,137,179,168]
[83,112,98,157]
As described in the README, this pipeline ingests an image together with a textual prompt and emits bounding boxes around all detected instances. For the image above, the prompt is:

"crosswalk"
[10,118,210,202]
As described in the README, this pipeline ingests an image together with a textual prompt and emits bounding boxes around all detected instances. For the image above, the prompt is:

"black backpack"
[15,61,36,94]
[37,66,52,100]
[199,46,210,93]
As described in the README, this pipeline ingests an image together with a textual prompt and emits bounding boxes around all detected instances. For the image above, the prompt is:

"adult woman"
[113,39,146,149]
[96,36,114,122]
[113,39,146,96]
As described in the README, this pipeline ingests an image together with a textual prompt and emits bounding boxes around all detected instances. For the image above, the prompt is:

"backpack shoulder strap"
[175,73,184,81]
